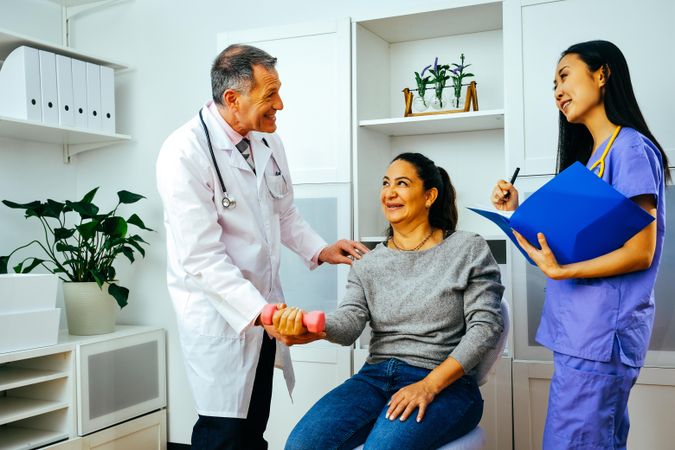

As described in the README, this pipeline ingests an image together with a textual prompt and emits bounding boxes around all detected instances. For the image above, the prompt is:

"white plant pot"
[63,282,118,336]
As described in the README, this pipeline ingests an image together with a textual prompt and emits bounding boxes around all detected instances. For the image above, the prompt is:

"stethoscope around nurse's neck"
[589,125,622,178]
[198,108,275,209]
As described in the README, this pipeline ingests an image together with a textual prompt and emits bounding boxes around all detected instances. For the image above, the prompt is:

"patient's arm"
[323,267,370,346]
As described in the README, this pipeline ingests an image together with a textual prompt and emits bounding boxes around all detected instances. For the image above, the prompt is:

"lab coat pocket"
[559,280,619,360]
[265,172,289,199]
[183,293,241,339]
[547,363,619,446]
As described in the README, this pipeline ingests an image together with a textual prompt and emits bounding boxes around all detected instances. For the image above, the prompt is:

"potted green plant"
[449,53,475,109]
[428,56,450,109]
[0,187,152,335]
[412,63,432,111]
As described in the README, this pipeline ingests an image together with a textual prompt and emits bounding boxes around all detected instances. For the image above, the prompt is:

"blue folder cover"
[468,162,655,265]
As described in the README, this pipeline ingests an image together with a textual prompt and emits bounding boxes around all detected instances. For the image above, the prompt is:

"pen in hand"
[503,167,520,200]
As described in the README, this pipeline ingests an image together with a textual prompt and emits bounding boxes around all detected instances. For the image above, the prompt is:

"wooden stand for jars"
[403,81,479,117]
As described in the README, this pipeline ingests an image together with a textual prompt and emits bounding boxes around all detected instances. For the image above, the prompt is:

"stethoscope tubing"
[199,108,236,209]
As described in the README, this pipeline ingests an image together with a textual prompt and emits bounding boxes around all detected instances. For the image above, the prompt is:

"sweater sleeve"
[449,236,504,373]
[324,265,370,346]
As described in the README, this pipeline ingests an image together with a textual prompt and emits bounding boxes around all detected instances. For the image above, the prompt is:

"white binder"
[71,59,88,129]
[0,46,42,122]
[38,50,59,125]
[99,65,116,134]
[55,55,75,127]
[85,62,102,131]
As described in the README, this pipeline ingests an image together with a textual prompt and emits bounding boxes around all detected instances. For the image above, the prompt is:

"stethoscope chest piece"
[222,194,236,209]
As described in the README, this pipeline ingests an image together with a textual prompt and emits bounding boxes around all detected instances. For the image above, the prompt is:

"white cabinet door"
[278,182,351,312]
[218,19,351,184]
[512,0,675,176]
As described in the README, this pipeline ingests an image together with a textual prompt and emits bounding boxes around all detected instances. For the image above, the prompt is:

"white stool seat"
[351,426,485,450]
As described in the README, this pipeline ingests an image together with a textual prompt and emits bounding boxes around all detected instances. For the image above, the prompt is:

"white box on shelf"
[0,274,59,314]
[56,54,75,127]
[38,50,59,125]
[0,308,60,353]
[0,46,42,122]
[71,58,88,129]
[85,62,101,131]
[99,65,115,134]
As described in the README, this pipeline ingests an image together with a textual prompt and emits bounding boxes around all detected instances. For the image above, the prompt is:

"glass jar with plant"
[428,57,450,110]
[0,188,152,334]
[449,53,475,109]
[412,63,432,112]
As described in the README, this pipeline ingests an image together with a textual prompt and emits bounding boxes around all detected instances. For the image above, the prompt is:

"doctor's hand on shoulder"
[319,239,370,265]
[491,179,519,211]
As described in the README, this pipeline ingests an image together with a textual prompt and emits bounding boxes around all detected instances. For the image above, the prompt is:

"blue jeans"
[285,359,483,450]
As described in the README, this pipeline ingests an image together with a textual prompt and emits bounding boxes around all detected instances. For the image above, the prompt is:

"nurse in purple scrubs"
[491,40,670,449]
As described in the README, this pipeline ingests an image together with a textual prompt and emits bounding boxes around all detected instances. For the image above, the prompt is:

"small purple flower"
[433,57,438,73]
[420,64,432,77]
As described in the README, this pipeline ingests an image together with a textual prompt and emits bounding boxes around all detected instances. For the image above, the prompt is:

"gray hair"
[211,44,277,104]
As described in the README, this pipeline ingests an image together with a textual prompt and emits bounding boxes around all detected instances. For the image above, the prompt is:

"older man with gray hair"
[156,44,368,449]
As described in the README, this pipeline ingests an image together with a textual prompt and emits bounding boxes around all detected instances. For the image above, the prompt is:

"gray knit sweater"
[325,231,504,374]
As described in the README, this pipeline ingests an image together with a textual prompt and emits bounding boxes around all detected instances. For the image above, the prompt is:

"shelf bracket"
[63,141,118,163]
[65,0,129,22]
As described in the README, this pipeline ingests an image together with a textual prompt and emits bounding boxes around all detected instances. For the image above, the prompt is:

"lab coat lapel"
[253,140,271,190]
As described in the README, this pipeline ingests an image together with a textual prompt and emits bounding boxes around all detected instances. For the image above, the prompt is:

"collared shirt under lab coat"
[156,102,327,417]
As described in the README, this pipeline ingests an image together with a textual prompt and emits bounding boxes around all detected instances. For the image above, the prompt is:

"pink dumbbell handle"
[261,304,325,333]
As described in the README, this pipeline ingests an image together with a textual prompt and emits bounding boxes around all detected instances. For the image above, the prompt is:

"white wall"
[0,0,439,444]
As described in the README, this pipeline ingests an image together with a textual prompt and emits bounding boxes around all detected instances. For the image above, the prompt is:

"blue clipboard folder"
[468,162,655,265]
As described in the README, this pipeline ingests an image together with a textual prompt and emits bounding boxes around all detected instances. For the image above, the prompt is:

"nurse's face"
[553,53,606,125]
[236,65,284,134]
[380,160,436,227]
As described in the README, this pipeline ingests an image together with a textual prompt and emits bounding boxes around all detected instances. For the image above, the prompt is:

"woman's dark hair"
[556,40,670,182]
[385,153,458,238]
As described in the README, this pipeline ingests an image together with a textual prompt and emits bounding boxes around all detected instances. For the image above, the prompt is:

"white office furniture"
[0,326,167,450]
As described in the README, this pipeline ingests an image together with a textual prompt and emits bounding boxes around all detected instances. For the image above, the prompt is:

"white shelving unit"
[359,109,504,136]
[0,326,167,450]
[0,25,130,159]
[0,348,74,450]
[353,1,507,241]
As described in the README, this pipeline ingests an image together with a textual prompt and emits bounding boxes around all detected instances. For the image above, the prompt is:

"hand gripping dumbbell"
[260,304,325,333]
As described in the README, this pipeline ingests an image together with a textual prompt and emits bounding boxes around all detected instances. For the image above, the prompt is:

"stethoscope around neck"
[198,108,274,209]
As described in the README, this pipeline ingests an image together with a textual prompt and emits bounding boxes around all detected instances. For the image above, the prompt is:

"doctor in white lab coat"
[156,44,367,450]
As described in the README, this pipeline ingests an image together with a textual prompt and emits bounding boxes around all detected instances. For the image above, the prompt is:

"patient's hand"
[274,306,308,336]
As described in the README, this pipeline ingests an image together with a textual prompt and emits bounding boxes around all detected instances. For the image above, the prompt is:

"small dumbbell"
[260,304,325,333]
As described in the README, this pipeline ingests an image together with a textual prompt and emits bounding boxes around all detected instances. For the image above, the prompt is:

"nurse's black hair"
[557,40,670,182]
[211,44,277,104]
[385,153,458,239]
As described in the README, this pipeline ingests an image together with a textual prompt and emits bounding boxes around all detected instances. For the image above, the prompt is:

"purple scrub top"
[536,127,666,366]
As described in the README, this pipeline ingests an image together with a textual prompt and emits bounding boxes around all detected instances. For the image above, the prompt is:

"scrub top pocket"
[555,280,619,361]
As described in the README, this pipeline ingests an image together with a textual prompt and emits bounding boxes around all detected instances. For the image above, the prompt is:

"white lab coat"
[156,102,327,417]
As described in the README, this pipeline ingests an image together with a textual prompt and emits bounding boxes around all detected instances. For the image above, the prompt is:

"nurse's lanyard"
[589,126,622,178]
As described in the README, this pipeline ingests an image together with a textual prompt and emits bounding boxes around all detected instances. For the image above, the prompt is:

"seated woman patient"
[276,152,504,450]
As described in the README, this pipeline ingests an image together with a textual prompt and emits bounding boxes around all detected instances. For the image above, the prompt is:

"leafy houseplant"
[449,53,474,109]
[0,188,152,309]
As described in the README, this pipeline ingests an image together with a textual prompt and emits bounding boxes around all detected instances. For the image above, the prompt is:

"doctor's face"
[237,65,284,134]
[553,53,606,125]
